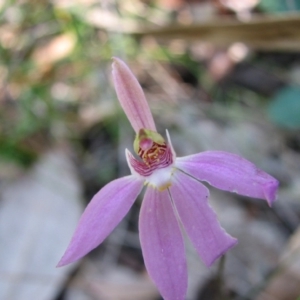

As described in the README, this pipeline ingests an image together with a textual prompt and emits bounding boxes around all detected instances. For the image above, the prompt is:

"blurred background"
[0,0,300,299]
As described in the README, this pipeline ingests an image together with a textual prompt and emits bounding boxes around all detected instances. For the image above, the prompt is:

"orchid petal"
[125,149,144,179]
[176,151,279,206]
[166,129,176,162]
[112,57,156,133]
[139,187,187,300]
[57,176,143,267]
[170,171,237,267]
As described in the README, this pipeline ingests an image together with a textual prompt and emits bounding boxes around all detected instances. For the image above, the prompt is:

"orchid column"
[58,58,279,300]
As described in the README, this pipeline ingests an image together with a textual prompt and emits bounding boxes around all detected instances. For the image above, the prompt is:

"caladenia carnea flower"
[58,57,279,300]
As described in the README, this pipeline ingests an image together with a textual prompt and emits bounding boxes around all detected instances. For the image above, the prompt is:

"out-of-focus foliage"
[259,0,300,12]
[268,86,300,129]
[0,1,114,167]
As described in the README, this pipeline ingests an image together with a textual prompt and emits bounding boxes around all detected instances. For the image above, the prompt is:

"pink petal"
[139,187,187,300]
[176,151,279,206]
[112,57,156,133]
[166,129,177,162]
[170,171,237,267]
[57,176,143,267]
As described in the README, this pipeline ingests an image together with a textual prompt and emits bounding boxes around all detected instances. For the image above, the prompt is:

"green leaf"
[259,0,300,12]
[268,86,300,129]
[0,138,37,167]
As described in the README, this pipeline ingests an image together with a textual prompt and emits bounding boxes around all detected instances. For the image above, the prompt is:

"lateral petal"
[176,151,279,206]
[139,187,187,300]
[170,171,237,267]
[58,176,143,267]
[112,57,156,133]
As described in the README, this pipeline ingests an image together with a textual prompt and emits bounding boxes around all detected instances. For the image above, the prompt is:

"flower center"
[127,129,175,191]
[138,141,168,167]
[128,128,174,179]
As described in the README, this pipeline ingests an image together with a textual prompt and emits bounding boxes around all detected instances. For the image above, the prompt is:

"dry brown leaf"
[256,227,300,300]
[32,33,76,69]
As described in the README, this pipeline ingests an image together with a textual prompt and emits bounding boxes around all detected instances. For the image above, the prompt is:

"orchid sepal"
[175,151,279,206]
[112,57,156,133]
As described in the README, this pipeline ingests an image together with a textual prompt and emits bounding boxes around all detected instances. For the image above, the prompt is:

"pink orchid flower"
[58,58,279,300]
